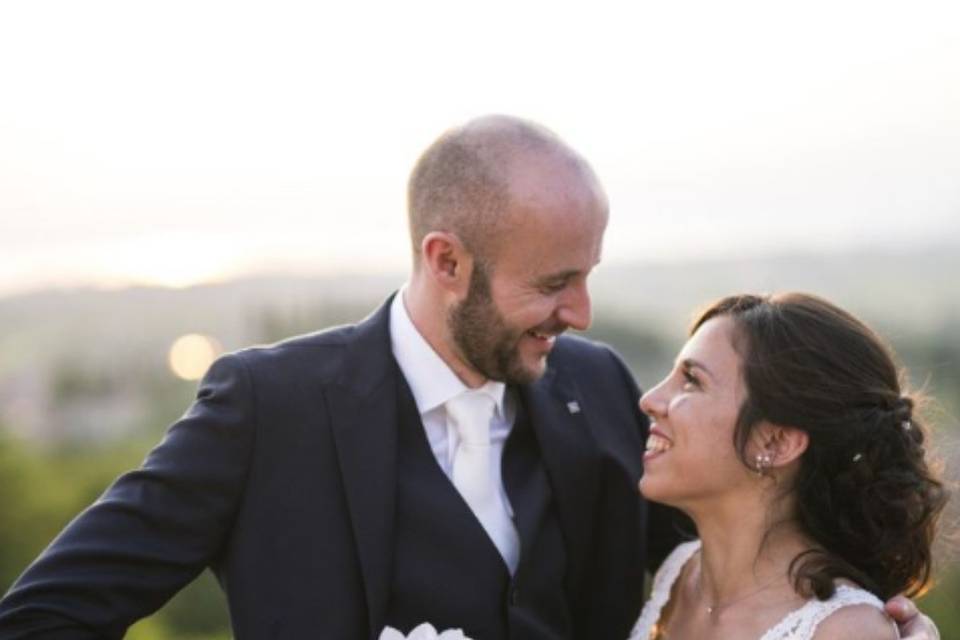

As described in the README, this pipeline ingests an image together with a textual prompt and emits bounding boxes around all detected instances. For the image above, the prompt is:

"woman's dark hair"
[692,292,947,601]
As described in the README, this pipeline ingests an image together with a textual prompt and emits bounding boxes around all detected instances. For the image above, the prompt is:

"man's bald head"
[407,115,607,268]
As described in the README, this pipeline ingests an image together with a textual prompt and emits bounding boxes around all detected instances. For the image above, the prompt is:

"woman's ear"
[753,422,809,469]
[420,231,473,296]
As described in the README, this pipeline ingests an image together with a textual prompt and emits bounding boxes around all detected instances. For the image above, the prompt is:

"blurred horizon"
[3,235,959,300]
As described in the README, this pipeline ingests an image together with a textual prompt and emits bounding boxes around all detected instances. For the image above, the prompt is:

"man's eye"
[540,282,566,294]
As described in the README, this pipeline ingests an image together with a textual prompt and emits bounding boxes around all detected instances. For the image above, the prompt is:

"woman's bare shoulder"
[812,603,898,640]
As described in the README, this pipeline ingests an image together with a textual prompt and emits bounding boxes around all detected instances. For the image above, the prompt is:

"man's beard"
[448,262,544,385]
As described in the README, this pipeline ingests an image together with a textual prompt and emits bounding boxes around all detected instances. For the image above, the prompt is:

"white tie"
[446,389,520,574]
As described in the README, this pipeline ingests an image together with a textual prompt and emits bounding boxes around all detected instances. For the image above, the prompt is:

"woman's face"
[638,315,755,509]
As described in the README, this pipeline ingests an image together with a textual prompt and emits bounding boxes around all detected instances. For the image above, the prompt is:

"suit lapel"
[325,297,400,637]
[519,363,600,594]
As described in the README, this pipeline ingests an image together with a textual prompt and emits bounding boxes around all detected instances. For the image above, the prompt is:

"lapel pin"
[566,401,581,414]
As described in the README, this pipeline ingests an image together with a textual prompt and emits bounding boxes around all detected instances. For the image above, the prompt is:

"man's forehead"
[505,153,602,202]
[501,186,608,239]
[519,241,604,281]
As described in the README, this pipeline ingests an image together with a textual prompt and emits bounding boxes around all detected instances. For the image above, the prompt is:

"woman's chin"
[638,474,692,511]
[638,476,669,503]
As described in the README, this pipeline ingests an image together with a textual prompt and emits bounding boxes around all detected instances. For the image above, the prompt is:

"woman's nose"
[639,379,669,419]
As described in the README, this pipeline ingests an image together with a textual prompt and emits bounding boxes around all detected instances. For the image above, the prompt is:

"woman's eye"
[682,370,700,390]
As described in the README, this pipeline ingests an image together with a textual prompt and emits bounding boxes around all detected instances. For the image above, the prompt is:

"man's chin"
[507,355,548,385]
[469,341,551,385]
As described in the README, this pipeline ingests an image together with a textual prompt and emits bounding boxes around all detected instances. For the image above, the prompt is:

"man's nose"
[557,281,592,331]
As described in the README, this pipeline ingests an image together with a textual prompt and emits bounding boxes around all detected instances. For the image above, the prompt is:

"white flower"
[378,623,472,640]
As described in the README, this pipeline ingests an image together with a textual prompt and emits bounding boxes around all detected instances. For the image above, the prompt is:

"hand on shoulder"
[813,604,898,640]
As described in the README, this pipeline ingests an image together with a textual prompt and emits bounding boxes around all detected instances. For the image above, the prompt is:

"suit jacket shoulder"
[228,299,395,396]
[549,333,639,396]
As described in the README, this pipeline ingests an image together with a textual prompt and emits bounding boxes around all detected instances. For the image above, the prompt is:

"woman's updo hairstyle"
[691,292,947,600]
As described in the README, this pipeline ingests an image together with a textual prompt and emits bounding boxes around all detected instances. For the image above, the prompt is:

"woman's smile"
[644,428,673,461]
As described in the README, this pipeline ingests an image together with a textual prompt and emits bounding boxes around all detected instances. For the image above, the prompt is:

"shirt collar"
[389,287,507,418]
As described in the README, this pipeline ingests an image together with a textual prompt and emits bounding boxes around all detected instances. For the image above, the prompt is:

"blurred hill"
[593,244,960,335]
[1,245,958,443]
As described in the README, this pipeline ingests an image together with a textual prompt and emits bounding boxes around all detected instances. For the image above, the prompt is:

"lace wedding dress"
[628,541,894,640]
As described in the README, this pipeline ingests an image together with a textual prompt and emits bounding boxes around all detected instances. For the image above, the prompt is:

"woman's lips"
[644,428,673,460]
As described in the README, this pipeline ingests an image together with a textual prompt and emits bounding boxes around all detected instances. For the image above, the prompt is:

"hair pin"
[852,453,863,463]
[902,420,912,431]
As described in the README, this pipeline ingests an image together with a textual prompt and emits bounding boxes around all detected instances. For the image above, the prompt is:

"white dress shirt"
[389,288,518,522]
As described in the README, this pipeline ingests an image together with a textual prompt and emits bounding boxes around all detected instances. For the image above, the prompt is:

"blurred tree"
[1,309,956,638]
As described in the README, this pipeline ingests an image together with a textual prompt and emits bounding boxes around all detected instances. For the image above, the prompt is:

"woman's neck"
[686,491,811,613]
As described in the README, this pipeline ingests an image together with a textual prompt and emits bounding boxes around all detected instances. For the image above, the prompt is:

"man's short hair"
[406,115,597,266]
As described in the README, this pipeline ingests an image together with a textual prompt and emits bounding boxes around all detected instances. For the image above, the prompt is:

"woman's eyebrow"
[680,357,716,381]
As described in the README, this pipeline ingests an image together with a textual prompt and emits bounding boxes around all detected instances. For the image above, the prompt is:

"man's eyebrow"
[679,358,716,381]
[534,269,580,284]
[535,257,602,285]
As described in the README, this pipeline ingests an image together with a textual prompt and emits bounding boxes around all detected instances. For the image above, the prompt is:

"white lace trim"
[627,540,890,640]
[627,540,700,639]
[758,585,887,640]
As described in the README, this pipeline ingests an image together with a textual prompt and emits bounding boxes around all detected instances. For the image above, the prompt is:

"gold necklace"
[700,574,786,616]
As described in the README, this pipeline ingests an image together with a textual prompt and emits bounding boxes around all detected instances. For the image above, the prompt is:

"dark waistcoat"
[383,380,572,640]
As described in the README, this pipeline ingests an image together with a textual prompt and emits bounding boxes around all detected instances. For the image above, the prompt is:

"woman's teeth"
[645,433,672,454]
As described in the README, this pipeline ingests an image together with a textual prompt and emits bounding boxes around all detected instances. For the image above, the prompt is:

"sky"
[1,0,959,297]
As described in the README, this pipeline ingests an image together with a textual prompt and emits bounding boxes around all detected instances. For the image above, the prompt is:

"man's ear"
[420,231,473,296]
[754,422,809,469]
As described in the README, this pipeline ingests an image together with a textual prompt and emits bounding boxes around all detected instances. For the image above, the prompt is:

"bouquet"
[378,623,472,640]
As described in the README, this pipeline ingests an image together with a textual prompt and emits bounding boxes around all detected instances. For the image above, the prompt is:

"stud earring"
[754,452,773,477]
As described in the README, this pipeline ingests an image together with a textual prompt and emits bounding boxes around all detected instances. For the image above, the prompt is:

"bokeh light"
[168,333,221,381]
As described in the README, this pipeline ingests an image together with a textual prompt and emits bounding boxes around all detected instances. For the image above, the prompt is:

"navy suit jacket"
[0,296,681,639]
